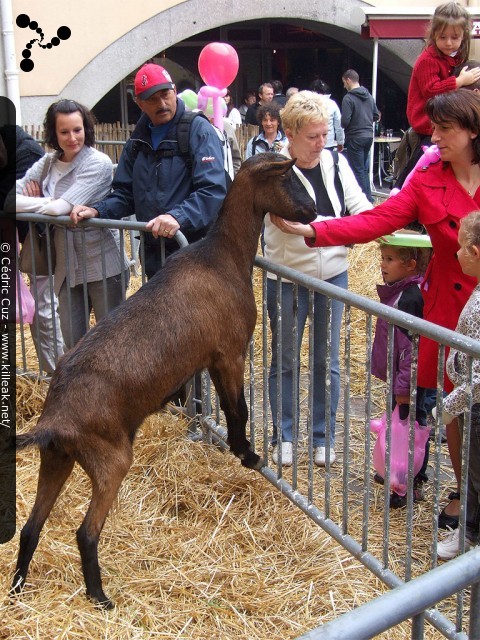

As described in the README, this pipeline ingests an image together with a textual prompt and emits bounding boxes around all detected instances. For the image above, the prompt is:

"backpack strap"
[158,111,209,169]
[251,135,270,156]
[130,111,209,167]
[329,148,347,217]
[251,135,259,156]
[176,111,210,164]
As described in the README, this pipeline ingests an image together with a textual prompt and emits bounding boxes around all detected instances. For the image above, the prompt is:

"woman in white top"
[224,90,242,127]
[265,90,372,467]
[16,99,129,349]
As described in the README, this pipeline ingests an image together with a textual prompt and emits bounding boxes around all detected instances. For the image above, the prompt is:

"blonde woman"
[265,90,372,466]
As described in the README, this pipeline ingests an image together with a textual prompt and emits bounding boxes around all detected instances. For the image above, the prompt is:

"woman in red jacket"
[271,89,480,529]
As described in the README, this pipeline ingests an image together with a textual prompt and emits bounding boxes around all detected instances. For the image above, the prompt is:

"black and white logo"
[16,14,71,72]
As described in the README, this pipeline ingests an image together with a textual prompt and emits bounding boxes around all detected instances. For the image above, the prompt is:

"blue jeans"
[267,271,348,447]
[345,137,373,202]
[424,388,437,414]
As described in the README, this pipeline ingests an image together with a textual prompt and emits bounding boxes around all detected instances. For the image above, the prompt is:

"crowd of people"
[12,0,480,563]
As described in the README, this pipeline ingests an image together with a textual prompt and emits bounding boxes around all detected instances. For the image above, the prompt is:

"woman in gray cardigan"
[16,99,129,349]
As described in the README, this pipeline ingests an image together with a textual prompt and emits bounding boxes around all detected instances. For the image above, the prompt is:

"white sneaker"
[437,528,472,560]
[314,446,336,467]
[272,442,293,466]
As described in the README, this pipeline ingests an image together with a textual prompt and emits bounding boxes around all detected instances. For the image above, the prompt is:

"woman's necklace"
[460,169,480,196]
[467,178,480,196]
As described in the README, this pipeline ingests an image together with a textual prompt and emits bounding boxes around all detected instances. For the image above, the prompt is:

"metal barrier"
[296,547,480,640]
[202,257,480,639]
[15,214,480,638]
[16,213,187,376]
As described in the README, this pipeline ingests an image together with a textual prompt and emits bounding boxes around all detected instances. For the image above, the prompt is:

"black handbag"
[18,223,56,276]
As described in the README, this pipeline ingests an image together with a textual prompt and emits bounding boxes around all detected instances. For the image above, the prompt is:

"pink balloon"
[198,42,239,89]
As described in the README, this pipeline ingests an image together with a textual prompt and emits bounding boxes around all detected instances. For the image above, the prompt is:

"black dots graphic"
[16,14,71,72]
[15,14,30,28]
[57,26,71,40]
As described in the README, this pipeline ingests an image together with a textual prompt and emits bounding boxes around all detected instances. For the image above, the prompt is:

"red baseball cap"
[134,64,175,100]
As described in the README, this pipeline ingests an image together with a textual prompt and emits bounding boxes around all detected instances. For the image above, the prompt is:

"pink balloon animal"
[390,144,441,197]
[197,85,227,131]
[197,42,239,132]
[370,406,430,496]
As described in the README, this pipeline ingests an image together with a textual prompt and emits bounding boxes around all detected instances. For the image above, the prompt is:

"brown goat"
[11,153,316,609]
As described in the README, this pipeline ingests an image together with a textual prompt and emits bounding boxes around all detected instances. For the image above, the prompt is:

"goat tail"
[16,431,40,450]
[15,428,55,451]
[0,431,37,454]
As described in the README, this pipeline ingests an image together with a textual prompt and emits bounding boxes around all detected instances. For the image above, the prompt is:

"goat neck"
[209,153,316,277]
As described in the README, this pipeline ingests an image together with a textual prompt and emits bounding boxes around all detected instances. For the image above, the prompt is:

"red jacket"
[407,45,460,135]
[307,160,478,390]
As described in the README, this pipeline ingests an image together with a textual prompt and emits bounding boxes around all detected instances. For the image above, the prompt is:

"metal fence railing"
[14,214,480,638]
[295,547,480,640]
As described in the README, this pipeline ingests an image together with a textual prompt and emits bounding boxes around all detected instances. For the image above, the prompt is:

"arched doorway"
[92,19,410,133]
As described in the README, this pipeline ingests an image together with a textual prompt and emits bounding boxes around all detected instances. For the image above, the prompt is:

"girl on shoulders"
[396,2,480,188]
[408,1,480,138]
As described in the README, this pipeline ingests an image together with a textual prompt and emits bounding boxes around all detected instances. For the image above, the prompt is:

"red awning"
[362,18,480,39]
[361,19,430,39]
[351,7,480,39]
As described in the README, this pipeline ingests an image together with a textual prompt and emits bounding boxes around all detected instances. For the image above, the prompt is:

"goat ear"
[261,156,296,177]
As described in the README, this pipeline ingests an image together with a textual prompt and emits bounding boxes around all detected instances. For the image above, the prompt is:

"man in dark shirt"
[271,80,287,107]
[341,69,379,203]
[73,63,227,279]
[245,82,274,126]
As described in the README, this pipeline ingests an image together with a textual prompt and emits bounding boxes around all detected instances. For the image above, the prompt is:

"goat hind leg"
[76,446,132,609]
[12,447,74,596]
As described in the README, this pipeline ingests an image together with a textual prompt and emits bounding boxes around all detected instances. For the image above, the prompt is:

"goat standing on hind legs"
[11,153,316,609]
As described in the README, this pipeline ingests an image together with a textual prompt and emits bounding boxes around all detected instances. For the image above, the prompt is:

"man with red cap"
[72,63,227,278]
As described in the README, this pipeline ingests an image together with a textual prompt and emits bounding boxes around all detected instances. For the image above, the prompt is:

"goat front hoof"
[87,591,115,610]
[98,598,115,611]
[240,449,265,470]
[10,573,25,597]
